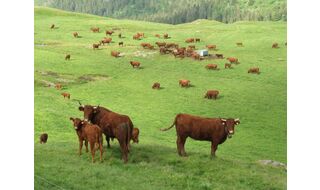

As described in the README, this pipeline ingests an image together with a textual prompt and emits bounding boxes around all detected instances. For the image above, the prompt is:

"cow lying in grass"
[70,117,103,163]
[248,67,260,74]
[130,61,140,68]
[179,79,190,87]
[40,133,48,144]
[152,82,160,89]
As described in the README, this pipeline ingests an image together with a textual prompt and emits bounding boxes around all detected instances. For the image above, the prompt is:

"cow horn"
[235,118,240,122]
[77,100,84,107]
[221,118,227,122]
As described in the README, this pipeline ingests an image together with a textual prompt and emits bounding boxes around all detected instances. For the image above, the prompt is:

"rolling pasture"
[34,7,287,190]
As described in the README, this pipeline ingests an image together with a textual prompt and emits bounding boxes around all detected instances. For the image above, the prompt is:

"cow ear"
[235,118,240,125]
[79,106,84,111]
[69,117,74,122]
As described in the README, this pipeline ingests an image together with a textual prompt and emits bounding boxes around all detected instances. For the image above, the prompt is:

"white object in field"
[196,49,208,56]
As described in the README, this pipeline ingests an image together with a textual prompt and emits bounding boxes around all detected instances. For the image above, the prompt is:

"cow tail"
[94,132,100,150]
[160,115,177,131]
[127,122,132,149]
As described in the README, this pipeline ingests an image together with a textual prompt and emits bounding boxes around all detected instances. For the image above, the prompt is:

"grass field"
[34,7,287,190]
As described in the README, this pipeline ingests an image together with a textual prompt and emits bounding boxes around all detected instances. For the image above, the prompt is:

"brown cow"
[179,79,190,87]
[141,43,151,48]
[73,32,78,38]
[93,43,100,49]
[133,34,141,40]
[156,42,166,47]
[61,92,70,99]
[163,33,169,39]
[106,30,114,35]
[236,42,243,47]
[119,42,124,46]
[55,83,62,90]
[78,103,133,163]
[65,54,71,60]
[91,27,100,33]
[50,24,55,29]
[111,51,120,58]
[205,64,218,70]
[227,57,239,64]
[152,82,160,89]
[101,38,112,45]
[40,133,48,144]
[206,44,216,50]
[225,63,232,69]
[118,33,122,38]
[216,54,224,59]
[185,38,195,43]
[137,32,145,38]
[155,34,161,38]
[131,128,139,143]
[272,43,279,48]
[191,52,200,60]
[188,45,195,49]
[161,114,240,157]
[204,90,219,99]
[195,38,200,42]
[70,118,103,163]
[130,61,140,68]
[248,67,260,74]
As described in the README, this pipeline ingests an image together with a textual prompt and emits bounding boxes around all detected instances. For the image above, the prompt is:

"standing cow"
[161,114,240,157]
[204,90,219,99]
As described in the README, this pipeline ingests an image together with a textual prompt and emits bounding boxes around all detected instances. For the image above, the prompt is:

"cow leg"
[99,142,103,162]
[180,137,187,157]
[79,140,83,155]
[85,140,89,152]
[90,142,95,163]
[119,141,128,163]
[106,136,111,148]
[176,136,182,156]
[211,142,218,158]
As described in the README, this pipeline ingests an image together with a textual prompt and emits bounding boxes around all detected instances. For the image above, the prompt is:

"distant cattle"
[61,92,70,99]
[205,64,218,70]
[141,43,152,49]
[50,24,55,29]
[101,38,112,45]
[185,38,195,43]
[106,30,114,35]
[159,47,170,54]
[163,33,169,39]
[160,114,240,157]
[131,128,140,143]
[119,41,124,46]
[188,45,195,49]
[272,43,279,48]
[137,32,145,38]
[165,43,178,48]
[70,118,103,163]
[191,52,200,60]
[55,83,62,90]
[195,38,200,42]
[215,54,224,59]
[111,51,120,58]
[227,57,239,64]
[155,34,161,38]
[40,133,48,144]
[225,63,232,69]
[118,33,122,38]
[65,54,71,60]
[152,82,160,89]
[248,67,260,74]
[133,34,141,40]
[179,79,190,87]
[236,42,243,47]
[130,61,140,68]
[73,32,78,38]
[204,90,219,99]
[91,27,100,33]
[206,44,216,50]
[93,43,101,49]
[156,42,166,47]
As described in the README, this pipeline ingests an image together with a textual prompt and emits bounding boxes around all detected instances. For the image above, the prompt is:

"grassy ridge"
[34,7,287,190]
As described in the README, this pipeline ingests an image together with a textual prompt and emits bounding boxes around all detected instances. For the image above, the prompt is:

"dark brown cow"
[118,33,122,38]
[55,83,62,90]
[195,38,200,42]
[65,54,71,60]
[130,61,140,68]
[205,64,218,70]
[61,92,70,99]
[161,114,240,157]
[70,118,103,163]
[248,67,260,74]
[236,42,243,47]
[204,90,219,99]
[73,32,78,38]
[156,42,166,47]
[111,51,120,58]
[179,79,190,87]
[119,42,124,46]
[185,38,195,43]
[93,43,100,50]
[131,128,139,143]
[91,27,100,33]
[225,63,232,69]
[206,44,216,50]
[272,43,279,48]
[227,57,239,64]
[78,103,133,163]
[101,38,112,45]
[50,24,55,29]
[216,54,224,59]
[163,33,169,39]
[152,82,160,89]
[106,30,114,35]
[40,133,48,144]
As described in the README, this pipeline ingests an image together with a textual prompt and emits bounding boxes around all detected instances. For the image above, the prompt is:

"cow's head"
[69,117,84,130]
[132,128,140,143]
[78,101,99,123]
[221,118,240,138]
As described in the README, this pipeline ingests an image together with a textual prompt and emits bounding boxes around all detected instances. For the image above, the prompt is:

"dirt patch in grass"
[77,74,109,83]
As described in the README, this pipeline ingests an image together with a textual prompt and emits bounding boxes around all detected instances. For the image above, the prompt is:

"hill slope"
[34,7,287,190]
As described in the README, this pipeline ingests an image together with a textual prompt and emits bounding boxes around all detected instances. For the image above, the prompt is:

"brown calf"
[152,82,160,89]
[206,64,218,70]
[130,61,140,68]
[91,27,100,33]
[55,83,62,90]
[70,118,103,163]
[179,79,190,87]
[216,54,224,59]
[106,30,114,35]
[227,57,239,64]
[133,34,141,40]
[163,33,169,39]
[248,67,260,74]
[73,32,78,38]
[156,42,166,47]
[111,51,120,58]
[93,43,100,49]
[185,38,195,43]
[40,133,48,144]
[206,44,216,50]
[204,90,219,99]
[61,92,70,99]
[272,43,279,48]
[225,63,232,69]
[155,34,161,38]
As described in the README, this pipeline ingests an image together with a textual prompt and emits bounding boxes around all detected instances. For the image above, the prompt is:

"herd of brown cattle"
[44,24,285,163]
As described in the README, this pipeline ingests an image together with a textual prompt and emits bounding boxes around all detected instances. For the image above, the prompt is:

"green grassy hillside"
[34,7,287,190]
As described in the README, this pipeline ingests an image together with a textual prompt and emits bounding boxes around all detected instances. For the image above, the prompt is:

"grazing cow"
[70,118,103,163]
[205,64,218,70]
[195,38,200,42]
[65,54,71,60]
[179,79,190,87]
[215,54,224,59]
[130,61,140,68]
[55,83,62,90]
[131,128,140,143]
[225,63,232,69]
[141,43,151,48]
[152,82,160,89]
[160,114,240,157]
[191,52,200,60]
[185,38,194,43]
[156,42,166,47]
[101,38,112,45]
[106,30,114,35]
[248,67,260,74]
[272,43,279,48]
[40,133,48,144]
[119,42,124,46]
[204,90,219,99]
[206,44,216,50]
[111,51,120,58]
[188,45,195,49]
[155,34,161,38]
[133,34,141,40]
[91,27,100,33]
[163,33,169,39]
[73,32,78,38]
[61,92,70,99]
[50,24,55,29]
[118,33,122,38]
[93,43,100,50]
[236,42,243,47]
[159,47,170,54]
[227,57,239,64]
[78,103,134,163]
